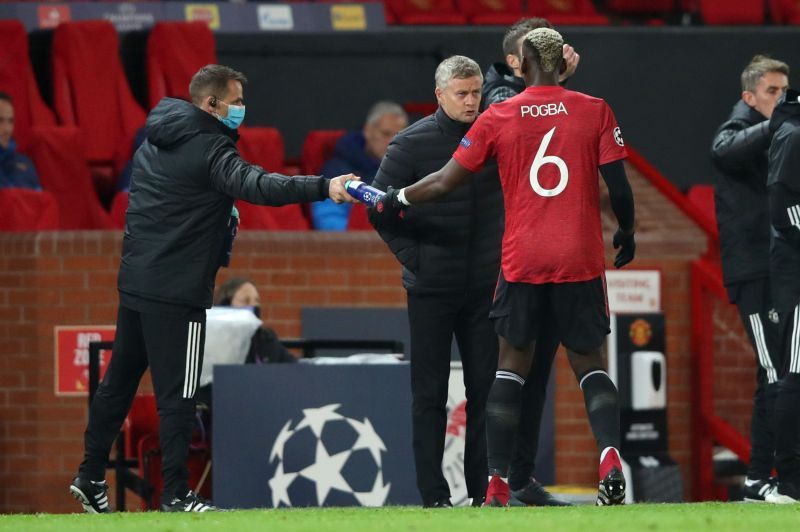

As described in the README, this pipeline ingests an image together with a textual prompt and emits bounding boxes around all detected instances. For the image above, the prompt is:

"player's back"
[473,85,626,284]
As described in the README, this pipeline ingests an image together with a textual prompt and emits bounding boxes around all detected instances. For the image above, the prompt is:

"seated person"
[312,101,408,230]
[196,278,295,426]
[0,92,41,190]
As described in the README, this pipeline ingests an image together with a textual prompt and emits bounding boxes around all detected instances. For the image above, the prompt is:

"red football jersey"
[453,85,627,284]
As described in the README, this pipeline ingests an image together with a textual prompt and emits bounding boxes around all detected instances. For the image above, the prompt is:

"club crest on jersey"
[520,102,567,118]
[460,136,472,148]
[614,127,625,147]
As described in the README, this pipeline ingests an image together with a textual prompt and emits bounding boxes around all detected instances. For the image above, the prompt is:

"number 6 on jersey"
[530,126,568,197]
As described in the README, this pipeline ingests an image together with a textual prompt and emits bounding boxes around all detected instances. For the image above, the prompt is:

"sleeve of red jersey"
[598,102,628,166]
[452,109,496,173]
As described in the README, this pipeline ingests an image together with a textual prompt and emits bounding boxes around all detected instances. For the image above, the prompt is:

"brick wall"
[0,165,720,512]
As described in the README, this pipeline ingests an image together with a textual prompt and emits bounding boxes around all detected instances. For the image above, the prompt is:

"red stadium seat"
[699,0,765,24]
[25,126,114,230]
[686,184,717,228]
[236,127,311,231]
[300,130,346,175]
[770,0,800,24]
[347,203,373,231]
[110,191,129,230]
[51,21,146,173]
[527,0,609,25]
[603,0,676,14]
[385,0,469,25]
[0,188,60,231]
[458,0,525,25]
[146,22,217,109]
[0,20,56,150]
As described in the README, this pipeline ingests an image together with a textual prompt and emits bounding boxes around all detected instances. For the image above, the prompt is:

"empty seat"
[0,188,60,231]
[604,0,676,14]
[51,21,146,172]
[347,203,373,231]
[527,0,609,25]
[770,0,800,24]
[25,126,113,229]
[236,127,310,231]
[458,0,525,25]
[300,130,346,175]
[385,0,469,25]
[699,0,765,24]
[147,22,217,109]
[0,20,56,150]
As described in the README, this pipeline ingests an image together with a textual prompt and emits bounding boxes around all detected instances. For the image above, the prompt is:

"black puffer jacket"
[119,98,328,309]
[481,63,526,112]
[768,90,800,311]
[710,100,772,286]
[370,108,503,295]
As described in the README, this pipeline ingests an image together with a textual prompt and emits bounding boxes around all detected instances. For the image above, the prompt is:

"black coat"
[768,90,800,311]
[481,63,526,112]
[119,98,329,309]
[710,100,772,286]
[370,108,504,295]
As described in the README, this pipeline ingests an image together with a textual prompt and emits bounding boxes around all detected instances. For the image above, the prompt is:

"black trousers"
[407,289,497,504]
[775,303,800,483]
[78,304,206,501]
[730,279,781,480]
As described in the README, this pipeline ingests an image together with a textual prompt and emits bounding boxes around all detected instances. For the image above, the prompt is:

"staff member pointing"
[69,64,356,513]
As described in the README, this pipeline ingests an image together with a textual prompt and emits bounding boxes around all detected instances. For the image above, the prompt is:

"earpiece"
[210,96,217,107]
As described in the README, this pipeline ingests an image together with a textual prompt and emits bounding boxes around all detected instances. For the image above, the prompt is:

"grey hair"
[435,55,483,90]
[365,101,408,126]
[189,64,247,105]
[741,55,789,93]
[522,28,563,73]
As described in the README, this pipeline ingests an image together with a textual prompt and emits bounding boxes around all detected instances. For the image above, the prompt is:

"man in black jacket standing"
[69,65,355,513]
[765,88,800,503]
[370,55,501,507]
[710,55,788,502]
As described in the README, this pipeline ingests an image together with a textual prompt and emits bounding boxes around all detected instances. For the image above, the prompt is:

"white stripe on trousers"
[749,313,777,383]
[183,322,201,399]
[791,305,800,374]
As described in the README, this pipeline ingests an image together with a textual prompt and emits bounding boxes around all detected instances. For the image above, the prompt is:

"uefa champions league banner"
[213,364,473,508]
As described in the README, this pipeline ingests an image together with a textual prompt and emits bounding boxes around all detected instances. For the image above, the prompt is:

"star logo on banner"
[269,420,294,461]
[347,417,387,464]
[295,404,344,437]
[299,440,352,505]
[268,461,298,507]
[354,470,391,507]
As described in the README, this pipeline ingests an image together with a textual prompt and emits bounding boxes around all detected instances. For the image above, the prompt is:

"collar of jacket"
[0,138,17,166]
[771,88,800,132]
[435,107,472,138]
[730,99,766,125]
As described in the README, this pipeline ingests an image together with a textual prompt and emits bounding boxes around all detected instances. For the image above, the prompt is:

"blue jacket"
[0,140,41,190]
[312,131,380,231]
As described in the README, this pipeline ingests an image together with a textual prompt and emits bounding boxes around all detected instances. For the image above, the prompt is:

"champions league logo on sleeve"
[267,404,391,507]
[460,136,472,149]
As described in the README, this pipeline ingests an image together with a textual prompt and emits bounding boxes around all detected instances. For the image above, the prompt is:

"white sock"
[488,474,508,484]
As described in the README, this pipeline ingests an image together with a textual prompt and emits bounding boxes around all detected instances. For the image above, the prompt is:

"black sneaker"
[742,478,777,502]
[69,477,111,514]
[423,498,453,508]
[509,477,572,507]
[765,480,799,504]
[597,447,626,506]
[162,491,217,512]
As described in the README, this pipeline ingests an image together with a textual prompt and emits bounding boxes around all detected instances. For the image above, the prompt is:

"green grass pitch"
[2,504,800,532]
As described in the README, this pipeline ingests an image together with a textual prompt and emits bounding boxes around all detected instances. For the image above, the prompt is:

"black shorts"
[489,273,610,353]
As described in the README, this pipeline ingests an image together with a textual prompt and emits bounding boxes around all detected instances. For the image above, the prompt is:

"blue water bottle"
[345,180,385,207]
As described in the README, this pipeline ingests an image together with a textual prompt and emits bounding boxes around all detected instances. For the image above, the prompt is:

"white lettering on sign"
[605,270,661,313]
[520,102,567,118]
[74,333,104,367]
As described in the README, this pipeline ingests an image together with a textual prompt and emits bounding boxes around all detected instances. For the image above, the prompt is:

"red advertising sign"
[54,326,116,396]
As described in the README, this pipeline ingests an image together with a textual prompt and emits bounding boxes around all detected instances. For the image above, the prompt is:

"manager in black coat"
[69,65,355,513]
[710,55,788,501]
[370,56,502,507]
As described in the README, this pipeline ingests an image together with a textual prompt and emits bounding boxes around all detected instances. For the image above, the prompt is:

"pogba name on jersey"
[520,102,568,118]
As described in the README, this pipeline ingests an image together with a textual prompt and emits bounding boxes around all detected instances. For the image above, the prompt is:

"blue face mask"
[216,101,246,130]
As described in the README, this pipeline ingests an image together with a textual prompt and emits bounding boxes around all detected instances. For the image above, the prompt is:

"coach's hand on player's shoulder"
[371,186,404,221]
[613,227,636,269]
[329,174,359,204]
[560,44,580,83]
